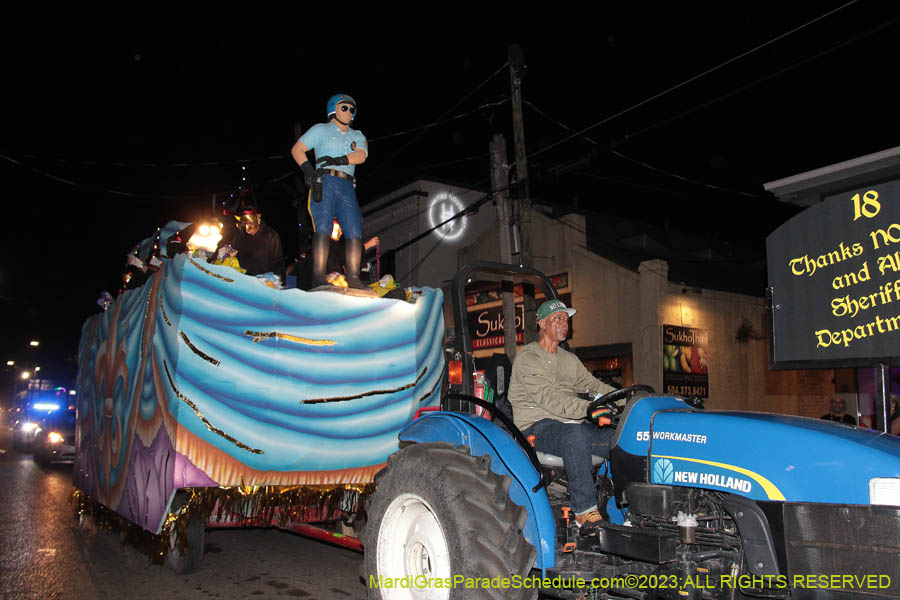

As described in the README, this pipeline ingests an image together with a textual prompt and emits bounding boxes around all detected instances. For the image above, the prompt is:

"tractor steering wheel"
[586,384,656,425]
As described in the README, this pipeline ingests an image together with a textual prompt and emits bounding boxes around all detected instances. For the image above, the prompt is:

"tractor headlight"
[869,478,900,506]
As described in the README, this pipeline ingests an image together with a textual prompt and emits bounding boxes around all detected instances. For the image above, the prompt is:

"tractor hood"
[618,396,900,505]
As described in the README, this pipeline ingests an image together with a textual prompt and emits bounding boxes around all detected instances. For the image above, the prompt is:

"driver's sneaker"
[575,509,603,536]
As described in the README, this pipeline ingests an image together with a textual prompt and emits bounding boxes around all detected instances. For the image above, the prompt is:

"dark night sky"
[2,2,899,383]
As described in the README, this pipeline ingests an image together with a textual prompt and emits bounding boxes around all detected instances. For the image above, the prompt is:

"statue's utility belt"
[319,168,356,187]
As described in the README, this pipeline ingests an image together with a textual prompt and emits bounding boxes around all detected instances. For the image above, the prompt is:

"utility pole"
[508,44,537,343]
[491,134,517,362]
[508,44,531,267]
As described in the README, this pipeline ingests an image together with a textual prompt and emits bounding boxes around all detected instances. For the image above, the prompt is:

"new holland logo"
[652,458,674,484]
[675,471,752,492]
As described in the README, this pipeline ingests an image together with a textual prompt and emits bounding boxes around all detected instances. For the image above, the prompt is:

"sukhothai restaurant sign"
[662,325,709,398]
[470,303,526,349]
[466,275,571,350]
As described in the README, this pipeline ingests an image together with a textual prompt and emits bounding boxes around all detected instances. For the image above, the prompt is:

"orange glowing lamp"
[447,360,463,385]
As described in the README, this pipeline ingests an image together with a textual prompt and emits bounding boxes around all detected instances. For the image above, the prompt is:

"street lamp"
[26,341,40,403]
[21,371,30,380]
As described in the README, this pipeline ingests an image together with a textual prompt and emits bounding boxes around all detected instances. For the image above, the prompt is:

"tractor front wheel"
[362,442,537,600]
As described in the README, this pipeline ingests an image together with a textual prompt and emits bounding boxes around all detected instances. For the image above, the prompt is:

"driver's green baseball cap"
[536,299,576,321]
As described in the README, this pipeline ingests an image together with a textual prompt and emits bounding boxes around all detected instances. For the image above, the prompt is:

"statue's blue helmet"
[326,94,357,121]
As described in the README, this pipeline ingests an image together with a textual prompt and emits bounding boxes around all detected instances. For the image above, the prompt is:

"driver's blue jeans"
[523,419,616,514]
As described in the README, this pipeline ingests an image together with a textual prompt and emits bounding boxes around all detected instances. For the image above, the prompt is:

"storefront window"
[854,366,900,433]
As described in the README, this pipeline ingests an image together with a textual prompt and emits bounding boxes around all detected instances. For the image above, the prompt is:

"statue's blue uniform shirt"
[299,120,367,238]
[298,121,368,176]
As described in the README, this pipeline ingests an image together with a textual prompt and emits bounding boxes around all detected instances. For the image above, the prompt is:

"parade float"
[74,225,900,597]
[73,221,444,570]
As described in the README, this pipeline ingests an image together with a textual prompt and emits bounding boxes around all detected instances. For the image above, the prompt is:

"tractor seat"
[534,451,605,468]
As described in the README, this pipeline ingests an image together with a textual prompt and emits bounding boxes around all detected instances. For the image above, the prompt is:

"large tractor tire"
[362,442,537,600]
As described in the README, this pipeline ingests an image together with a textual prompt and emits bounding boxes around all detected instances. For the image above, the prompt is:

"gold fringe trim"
[163,360,264,455]
[189,257,234,282]
[72,482,371,565]
[303,366,428,404]
[179,330,220,366]
[191,483,373,529]
[243,330,336,347]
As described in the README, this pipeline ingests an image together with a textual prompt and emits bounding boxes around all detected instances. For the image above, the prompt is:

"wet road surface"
[0,426,369,600]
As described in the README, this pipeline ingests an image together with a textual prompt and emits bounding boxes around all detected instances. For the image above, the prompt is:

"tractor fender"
[399,412,556,572]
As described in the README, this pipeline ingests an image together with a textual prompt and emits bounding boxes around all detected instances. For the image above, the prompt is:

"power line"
[525,100,763,198]
[368,100,508,143]
[527,0,862,162]
[381,182,766,292]
[0,151,293,203]
[364,182,497,285]
[11,100,508,171]
[397,229,451,286]
[544,207,767,267]
[0,152,213,201]
[10,5,869,210]
[364,180,492,243]
[609,13,900,149]
[525,11,900,199]
[391,179,498,255]
[372,61,510,170]
[571,170,734,200]
[365,152,488,184]
[17,152,287,169]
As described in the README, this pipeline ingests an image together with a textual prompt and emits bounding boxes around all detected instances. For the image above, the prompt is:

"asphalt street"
[0,426,369,600]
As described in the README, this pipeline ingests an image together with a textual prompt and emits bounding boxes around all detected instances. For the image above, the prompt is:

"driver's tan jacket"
[508,342,615,432]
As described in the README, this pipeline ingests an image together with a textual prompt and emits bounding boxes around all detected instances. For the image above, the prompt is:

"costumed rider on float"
[508,299,623,536]
[291,93,369,289]
[217,197,284,278]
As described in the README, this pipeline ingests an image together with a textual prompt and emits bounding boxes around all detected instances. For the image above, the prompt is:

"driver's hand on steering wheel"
[588,405,613,427]
[586,384,655,428]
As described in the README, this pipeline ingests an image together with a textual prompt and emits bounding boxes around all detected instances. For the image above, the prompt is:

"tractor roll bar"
[449,261,561,398]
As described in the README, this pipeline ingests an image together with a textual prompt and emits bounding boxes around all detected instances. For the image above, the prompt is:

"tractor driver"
[508,299,617,535]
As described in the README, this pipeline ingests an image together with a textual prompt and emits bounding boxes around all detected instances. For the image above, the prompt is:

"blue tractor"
[361,263,900,600]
